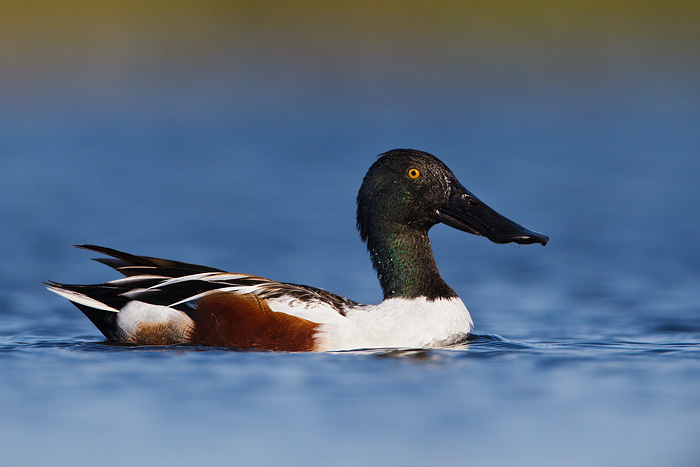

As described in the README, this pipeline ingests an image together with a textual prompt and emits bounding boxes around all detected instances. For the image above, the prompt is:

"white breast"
[310,297,473,352]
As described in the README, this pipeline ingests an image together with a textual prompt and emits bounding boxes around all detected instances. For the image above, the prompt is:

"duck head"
[357,149,549,246]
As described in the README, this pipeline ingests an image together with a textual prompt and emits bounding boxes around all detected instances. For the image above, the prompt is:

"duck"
[47,149,548,351]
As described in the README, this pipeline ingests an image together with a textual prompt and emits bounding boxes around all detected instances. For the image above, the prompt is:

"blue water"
[2,56,700,465]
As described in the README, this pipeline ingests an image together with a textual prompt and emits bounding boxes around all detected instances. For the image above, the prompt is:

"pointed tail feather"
[73,244,225,277]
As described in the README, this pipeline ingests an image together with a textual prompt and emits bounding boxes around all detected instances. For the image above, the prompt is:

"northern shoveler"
[47,149,548,351]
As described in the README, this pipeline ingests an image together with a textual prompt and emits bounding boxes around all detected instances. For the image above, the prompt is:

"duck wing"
[47,244,358,317]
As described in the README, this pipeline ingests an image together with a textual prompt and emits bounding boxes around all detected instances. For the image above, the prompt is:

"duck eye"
[407,168,421,179]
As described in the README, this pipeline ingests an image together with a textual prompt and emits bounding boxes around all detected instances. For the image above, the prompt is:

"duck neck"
[366,225,457,301]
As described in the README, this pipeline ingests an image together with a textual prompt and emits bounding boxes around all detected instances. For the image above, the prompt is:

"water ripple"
[3,334,696,362]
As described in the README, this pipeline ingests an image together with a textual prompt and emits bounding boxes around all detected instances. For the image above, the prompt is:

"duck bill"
[436,187,549,246]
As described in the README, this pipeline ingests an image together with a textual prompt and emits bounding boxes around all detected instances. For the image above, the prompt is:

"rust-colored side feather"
[190,292,320,351]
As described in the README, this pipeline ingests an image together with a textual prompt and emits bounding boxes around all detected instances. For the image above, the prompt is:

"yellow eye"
[407,168,420,179]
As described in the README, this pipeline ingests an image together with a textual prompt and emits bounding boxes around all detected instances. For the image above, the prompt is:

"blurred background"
[1,1,699,466]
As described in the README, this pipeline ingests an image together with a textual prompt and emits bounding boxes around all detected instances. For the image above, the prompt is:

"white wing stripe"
[143,272,256,291]
[167,285,264,308]
[107,275,170,285]
[143,273,220,290]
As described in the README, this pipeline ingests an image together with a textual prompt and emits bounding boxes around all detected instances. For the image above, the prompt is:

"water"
[2,4,700,466]
[1,338,698,466]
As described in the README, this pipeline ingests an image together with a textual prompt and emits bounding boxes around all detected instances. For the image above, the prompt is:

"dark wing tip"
[70,244,225,275]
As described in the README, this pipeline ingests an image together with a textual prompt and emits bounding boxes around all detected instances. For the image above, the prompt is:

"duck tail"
[45,282,121,341]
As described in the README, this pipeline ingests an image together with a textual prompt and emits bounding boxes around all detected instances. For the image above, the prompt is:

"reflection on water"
[1,2,700,466]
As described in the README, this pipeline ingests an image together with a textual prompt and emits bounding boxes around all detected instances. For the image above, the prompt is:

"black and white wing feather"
[47,245,359,320]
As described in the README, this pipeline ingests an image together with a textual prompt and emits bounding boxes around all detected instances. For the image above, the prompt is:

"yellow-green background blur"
[3,1,698,87]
